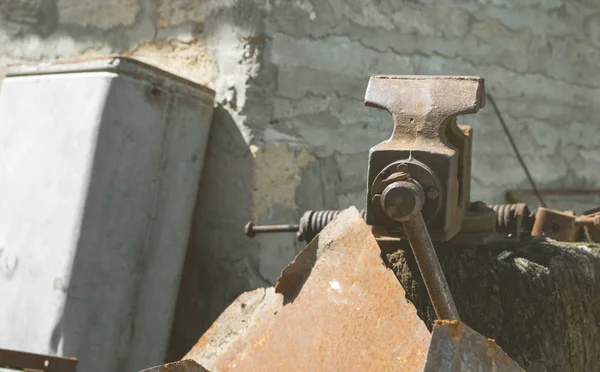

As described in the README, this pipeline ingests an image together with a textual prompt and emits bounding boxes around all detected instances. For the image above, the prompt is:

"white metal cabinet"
[0,57,215,372]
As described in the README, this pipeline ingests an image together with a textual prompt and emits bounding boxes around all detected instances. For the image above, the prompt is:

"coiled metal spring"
[298,209,367,242]
[490,203,534,237]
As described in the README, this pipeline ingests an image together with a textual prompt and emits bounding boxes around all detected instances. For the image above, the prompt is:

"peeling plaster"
[123,38,216,86]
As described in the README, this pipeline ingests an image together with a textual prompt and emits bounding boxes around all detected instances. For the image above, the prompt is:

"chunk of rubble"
[186,207,430,371]
[183,207,522,371]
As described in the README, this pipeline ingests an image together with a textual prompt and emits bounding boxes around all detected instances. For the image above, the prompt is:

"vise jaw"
[364,75,486,242]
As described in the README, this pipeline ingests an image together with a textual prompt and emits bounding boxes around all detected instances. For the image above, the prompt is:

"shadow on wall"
[0,0,59,37]
[166,106,258,361]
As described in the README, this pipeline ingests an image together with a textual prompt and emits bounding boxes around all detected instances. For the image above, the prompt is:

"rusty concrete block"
[186,207,432,371]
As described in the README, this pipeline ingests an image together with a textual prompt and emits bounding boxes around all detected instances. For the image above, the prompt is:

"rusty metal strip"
[403,211,460,320]
[424,320,523,371]
[138,360,208,372]
[531,207,579,242]
[0,348,77,372]
[580,209,600,243]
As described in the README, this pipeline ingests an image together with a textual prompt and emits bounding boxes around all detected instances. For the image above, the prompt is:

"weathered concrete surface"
[184,207,432,371]
[384,237,600,372]
[3,0,600,362]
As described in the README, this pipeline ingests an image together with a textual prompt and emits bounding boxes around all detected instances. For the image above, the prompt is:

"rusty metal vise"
[246,75,496,321]
[246,76,497,244]
[364,75,486,242]
[357,75,490,320]
[227,76,528,370]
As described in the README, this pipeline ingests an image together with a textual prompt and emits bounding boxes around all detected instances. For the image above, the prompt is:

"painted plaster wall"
[2,0,600,359]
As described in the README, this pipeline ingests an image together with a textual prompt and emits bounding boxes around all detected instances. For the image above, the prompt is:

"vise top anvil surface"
[365,75,486,242]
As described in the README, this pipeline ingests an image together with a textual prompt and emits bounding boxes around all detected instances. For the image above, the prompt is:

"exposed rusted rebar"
[403,212,461,320]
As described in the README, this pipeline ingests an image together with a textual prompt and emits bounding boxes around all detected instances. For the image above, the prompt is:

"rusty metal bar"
[575,215,600,227]
[0,348,77,372]
[244,222,299,237]
[403,212,461,321]
[246,204,526,242]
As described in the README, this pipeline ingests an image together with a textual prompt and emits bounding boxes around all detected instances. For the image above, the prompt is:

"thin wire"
[487,93,547,208]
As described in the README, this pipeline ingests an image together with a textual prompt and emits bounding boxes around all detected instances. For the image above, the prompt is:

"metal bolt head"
[244,222,255,237]
[380,180,425,222]
[427,187,439,200]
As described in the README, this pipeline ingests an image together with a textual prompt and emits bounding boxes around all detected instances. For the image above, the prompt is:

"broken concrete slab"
[186,207,431,371]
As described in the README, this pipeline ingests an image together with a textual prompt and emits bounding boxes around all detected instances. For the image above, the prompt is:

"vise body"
[364,75,485,242]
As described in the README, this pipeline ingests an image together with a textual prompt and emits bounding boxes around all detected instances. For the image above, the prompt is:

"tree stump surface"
[383,237,600,372]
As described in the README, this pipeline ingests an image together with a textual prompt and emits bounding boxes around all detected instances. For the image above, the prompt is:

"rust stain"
[145,86,166,104]
[435,319,464,339]
[486,338,501,351]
